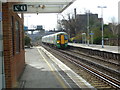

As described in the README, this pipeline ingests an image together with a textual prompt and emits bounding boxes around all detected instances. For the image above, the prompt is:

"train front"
[56,33,68,48]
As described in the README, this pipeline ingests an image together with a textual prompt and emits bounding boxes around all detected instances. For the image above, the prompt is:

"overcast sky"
[24,0,120,30]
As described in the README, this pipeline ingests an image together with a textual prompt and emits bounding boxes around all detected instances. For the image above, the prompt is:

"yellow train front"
[42,32,68,49]
[56,32,68,48]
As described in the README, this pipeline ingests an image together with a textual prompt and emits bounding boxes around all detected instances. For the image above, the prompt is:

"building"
[59,13,101,38]
[2,3,25,88]
[0,1,75,88]
[76,13,100,33]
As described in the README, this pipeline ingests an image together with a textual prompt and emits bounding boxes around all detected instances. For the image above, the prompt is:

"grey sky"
[24,0,119,30]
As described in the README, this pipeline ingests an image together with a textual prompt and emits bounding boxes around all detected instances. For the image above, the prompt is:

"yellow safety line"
[37,48,68,89]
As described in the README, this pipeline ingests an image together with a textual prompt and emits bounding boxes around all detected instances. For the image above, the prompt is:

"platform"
[68,43,119,54]
[19,46,94,89]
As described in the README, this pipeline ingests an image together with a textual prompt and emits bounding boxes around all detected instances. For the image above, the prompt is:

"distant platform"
[68,43,119,54]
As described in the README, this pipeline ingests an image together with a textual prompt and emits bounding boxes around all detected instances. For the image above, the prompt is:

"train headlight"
[57,41,60,43]
[65,40,68,43]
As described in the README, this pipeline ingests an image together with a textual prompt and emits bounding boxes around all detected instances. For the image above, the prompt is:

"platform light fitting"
[41,5,45,9]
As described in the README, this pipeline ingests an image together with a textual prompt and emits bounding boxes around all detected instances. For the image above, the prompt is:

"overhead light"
[34,4,41,8]
[28,5,34,8]
[41,5,45,9]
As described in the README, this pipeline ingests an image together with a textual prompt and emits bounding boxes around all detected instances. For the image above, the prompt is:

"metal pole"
[101,8,104,48]
[98,6,106,48]
[82,34,83,44]
[0,0,5,89]
[91,31,93,44]
[87,10,90,46]
[74,8,77,36]
[85,33,86,44]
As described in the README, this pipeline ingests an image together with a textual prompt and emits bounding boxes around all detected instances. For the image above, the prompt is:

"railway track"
[58,50,120,89]
[42,45,120,89]
[69,48,119,67]
[63,49,120,80]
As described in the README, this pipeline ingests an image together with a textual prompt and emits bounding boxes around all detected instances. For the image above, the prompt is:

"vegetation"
[24,35,32,47]
[57,11,118,45]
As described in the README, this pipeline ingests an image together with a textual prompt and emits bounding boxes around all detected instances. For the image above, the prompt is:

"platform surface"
[19,46,94,89]
[68,43,119,54]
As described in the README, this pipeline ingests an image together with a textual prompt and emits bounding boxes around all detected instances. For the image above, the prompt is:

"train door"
[60,34,65,44]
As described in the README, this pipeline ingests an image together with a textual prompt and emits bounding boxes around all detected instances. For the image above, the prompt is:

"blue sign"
[90,33,94,35]
[36,25,43,30]
[24,26,28,31]
[0,12,2,21]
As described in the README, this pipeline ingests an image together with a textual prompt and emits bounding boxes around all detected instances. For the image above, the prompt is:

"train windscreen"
[57,35,60,40]
[64,35,68,40]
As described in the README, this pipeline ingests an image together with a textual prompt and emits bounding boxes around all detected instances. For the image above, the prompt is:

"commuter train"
[42,32,68,48]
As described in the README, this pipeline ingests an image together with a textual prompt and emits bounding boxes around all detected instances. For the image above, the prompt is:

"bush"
[25,35,31,46]
[94,37,102,44]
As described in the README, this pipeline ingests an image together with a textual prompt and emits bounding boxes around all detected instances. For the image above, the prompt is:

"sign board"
[24,26,28,31]
[0,12,2,21]
[13,4,27,12]
[36,25,43,30]
[90,33,94,35]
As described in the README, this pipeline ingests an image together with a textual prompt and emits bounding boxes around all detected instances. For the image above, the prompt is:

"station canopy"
[3,0,75,13]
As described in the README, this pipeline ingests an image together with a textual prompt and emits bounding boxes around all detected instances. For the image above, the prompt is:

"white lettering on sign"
[13,4,27,12]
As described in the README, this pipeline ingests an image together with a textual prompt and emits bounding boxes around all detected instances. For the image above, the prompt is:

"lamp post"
[24,15,31,34]
[26,15,31,28]
[87,10,90,46]
[98,6,107,48]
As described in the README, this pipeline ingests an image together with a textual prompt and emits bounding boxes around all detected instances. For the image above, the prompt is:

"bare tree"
[110,17,118,35]
[57,13,76,37]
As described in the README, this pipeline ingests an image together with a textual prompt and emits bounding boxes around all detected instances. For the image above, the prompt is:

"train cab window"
[65,35,68,40]
[57,35,60,40]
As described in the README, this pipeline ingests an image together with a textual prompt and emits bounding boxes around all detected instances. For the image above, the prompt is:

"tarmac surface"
[19,46,94,89]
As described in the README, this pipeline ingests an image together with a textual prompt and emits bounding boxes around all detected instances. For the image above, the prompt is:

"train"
[42,32,68,48]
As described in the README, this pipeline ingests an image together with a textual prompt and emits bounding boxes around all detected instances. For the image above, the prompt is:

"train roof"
[54,32,67,35]
[42,32,67,38]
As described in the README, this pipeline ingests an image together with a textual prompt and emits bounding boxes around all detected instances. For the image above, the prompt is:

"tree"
[24,35,31,47]
[104,24,113,38]
[58,13,76,38]
[110,17,118,35]
[92,27,102,44]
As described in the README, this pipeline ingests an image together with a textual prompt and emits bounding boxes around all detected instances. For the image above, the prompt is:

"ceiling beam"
[10,0,75,13]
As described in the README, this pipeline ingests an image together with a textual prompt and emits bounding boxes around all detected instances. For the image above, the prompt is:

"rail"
[42,45,120,89]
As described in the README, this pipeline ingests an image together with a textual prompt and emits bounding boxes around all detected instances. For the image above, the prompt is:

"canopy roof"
[4,0,75,13]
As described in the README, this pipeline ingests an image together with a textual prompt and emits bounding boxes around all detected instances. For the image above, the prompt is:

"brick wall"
[2,3,25,88]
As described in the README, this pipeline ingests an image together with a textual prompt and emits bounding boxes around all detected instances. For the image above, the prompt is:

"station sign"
[13,4,27,12]
[36,25,43,30]
[90,33,94,35]
[24,26,28,31]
